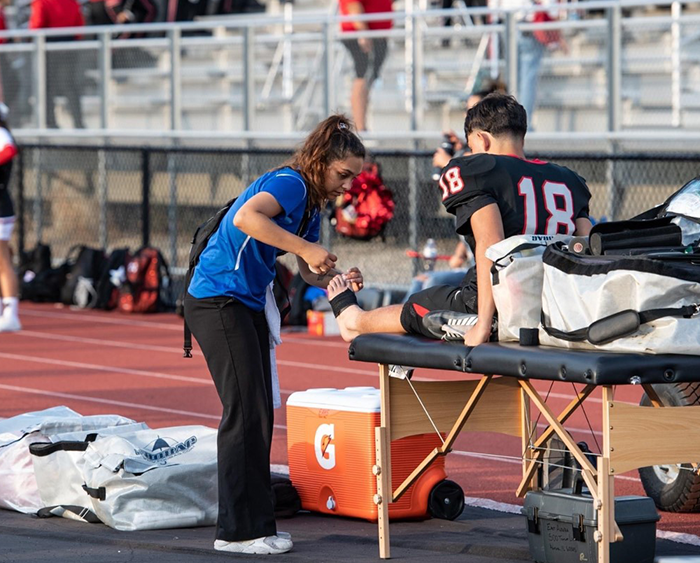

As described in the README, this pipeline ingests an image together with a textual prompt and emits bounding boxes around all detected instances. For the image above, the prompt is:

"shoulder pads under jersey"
[449,153,497,177]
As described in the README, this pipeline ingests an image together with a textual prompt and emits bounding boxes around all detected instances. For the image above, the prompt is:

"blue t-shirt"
[188,168,320,311]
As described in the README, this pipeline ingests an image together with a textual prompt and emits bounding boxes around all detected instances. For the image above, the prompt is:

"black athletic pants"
[184,294,276,542]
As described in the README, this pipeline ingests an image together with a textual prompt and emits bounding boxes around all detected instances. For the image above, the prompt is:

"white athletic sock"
[2,297,18,320]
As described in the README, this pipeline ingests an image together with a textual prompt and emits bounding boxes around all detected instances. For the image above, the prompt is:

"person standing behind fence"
[184,114,366,555]
[29,0,85,129]
[339,0,392,132]
[489,0,567,124]
[0,103,20,332]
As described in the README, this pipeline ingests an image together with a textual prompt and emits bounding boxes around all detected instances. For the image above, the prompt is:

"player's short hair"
[464,93,527,140]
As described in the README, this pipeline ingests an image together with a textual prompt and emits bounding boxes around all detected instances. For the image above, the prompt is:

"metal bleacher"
[2,0,700,148]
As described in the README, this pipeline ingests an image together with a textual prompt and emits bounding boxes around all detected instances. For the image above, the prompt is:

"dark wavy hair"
[464,93,527,140]
[283,114,365,209]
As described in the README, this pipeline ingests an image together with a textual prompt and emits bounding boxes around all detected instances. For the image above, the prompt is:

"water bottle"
[431,135,456,181]
[422,238,438,271]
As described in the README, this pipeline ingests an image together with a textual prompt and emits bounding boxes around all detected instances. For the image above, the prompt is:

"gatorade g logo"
[314,423,335,470]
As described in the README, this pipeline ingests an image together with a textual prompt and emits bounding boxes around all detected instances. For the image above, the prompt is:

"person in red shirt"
[29,0,86,128]
[338,0,393,132]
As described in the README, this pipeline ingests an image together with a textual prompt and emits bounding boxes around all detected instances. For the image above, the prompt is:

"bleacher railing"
[2,0,700,146]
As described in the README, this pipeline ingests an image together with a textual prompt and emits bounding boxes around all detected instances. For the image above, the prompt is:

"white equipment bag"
[0,406,136,514]
[31,424,218,531]
[539,243,700,354]
[486,234,571,342]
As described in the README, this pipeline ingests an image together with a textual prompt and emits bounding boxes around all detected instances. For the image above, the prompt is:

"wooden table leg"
[598,386,619,563]
[375,426,391,559]
[375,363,392,559]
[597,455,613,563]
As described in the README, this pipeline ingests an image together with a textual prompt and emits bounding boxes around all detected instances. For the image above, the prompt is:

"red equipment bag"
[334,161,395,240]
[118,247,170,314]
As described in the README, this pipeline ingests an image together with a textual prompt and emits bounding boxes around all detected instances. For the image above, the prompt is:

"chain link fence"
[11,144,700,289]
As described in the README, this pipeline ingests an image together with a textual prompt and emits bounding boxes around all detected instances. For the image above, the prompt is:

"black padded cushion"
[348,334,471,372]
[348,335,700,386]
[465,343,700,385]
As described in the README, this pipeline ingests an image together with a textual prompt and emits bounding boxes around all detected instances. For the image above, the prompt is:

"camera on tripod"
[431,135,457,181]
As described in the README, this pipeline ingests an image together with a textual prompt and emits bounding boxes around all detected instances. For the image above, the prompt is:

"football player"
[329,93,592,346]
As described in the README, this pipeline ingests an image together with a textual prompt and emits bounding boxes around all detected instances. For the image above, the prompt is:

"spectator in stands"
[87,0,156,36]
[29,0,85,129]
[328,93,591,346]
[489,0,568,123]
[0,0,32,127]
[339,0,393,132]
[0,103,21,332]
[184,114,365,556]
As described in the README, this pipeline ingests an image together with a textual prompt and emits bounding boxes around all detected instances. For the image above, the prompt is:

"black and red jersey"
[0,128,16,218]
[439,153,591,252]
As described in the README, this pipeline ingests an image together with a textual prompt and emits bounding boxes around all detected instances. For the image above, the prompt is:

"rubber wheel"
[428,479,465,521]
[639,383,700,512]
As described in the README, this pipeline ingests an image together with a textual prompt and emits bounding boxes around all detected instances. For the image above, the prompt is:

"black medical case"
[522,488,659,563]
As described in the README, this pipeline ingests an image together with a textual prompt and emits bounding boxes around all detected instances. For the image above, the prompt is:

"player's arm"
[574,216,592,236]
[465,203,504,346]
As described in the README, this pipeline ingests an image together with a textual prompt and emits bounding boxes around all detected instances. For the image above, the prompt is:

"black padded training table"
[348,334,700,562]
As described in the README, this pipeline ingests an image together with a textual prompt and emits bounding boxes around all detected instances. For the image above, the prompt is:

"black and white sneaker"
[422,310,480,341]
[389,364,414,380]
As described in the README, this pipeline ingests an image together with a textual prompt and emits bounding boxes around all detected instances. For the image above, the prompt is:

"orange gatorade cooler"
[287,387,462,521]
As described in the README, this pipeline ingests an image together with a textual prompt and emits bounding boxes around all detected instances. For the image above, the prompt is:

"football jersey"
[439,153,591,251]
[439,153,591,299]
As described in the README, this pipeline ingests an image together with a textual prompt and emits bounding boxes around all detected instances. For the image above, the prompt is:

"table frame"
[371,364,700,562]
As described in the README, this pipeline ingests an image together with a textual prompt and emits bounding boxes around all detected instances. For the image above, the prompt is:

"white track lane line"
[3,327,646,480]
[11,330,616,405]
[0,351,210,384]
[1,346,617,438]
[20,309,181,330]
[20,309,358,348]
[0,383,287,432]
[11,330,380,376]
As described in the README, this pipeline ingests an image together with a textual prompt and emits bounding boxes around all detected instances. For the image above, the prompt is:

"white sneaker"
[214,535,293,555]
[276,531,291,540]
[0,316,21,333]
[423,311,479,341]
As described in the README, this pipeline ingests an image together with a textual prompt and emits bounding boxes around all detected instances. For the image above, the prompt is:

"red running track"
[2,302,700,540]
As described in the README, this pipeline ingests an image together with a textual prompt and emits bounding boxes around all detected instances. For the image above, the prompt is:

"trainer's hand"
[303,243,337,275]
[343,267,364,292]
[463,321,491,347]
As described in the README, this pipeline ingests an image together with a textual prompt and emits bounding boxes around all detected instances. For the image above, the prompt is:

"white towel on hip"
[265,283,282,409]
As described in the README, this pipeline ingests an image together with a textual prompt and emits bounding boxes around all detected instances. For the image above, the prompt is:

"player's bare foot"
[327,275,362,342]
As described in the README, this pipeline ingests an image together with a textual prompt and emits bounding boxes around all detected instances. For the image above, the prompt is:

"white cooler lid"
[286,387,380,413]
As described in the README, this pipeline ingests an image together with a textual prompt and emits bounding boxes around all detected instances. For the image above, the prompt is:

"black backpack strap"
[183,266,193,358]
[183,320,193,358]
[541,304,699,346]
[36,505,102,523]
